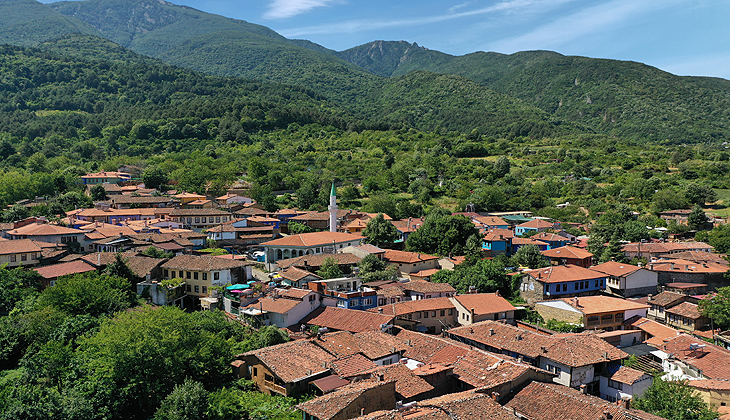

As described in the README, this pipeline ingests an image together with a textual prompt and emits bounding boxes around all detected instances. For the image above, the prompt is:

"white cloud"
[484,0,682,54]
[279,0,578,37]
[449,1,477,14]
[264,0,336,19]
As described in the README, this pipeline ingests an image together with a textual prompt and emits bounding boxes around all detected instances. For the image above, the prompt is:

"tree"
[39,272,135,317]
[104,253,137,284]
[633,377,718,420]
[599,238,626,263]
[463,234,483,266]
[687,205,710,231]
[2,205,29,223]
[0,267,42,314]
[431,258,513,297]
[699,286,730,330]
[685,183,717,206]
[153,379,209,420]
[704,224,730,253]
[142,246,174,259]
[288,221,313,234]
[363,214,399,248]
[358,254,387,275]
[90,184,108,201]
[494,156,511,178]
[511,244,548,269]
[143,166,169,190]
[405,214,479,256]
[316,257,343,279]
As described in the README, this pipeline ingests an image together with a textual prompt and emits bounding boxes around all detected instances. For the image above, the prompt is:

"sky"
[53,0,730,79]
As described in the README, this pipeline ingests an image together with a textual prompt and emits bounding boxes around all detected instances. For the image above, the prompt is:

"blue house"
[531,232,569,250]
[519,265,607,304]
[515,219,555,236]
[483,229,514,256]
[511,237,549,255]
[308,277,378,311]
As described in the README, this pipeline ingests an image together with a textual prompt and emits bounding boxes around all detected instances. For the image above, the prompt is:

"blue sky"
[59,0,730,79]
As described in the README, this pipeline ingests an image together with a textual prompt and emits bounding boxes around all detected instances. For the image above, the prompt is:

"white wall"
[624,307,648,320]
[626,269,658,290]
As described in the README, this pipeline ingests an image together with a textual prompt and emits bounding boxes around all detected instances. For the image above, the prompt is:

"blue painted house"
[531,232,569,250]
[515,219,556,236]
[519,265,607,304]
[482,229,514,256]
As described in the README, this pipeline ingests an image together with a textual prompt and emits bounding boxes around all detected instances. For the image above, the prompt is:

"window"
[316,248,321,253]
[164,269,169,277]
[21,254,27,261]
[186,271,191,279]
[309,294,316,302]
[252,367,258,377]
[608,380,623,390]
[216,217,221,223]
[193,272,199,280]
[337,300,346,308]
[223,217,228,222]
[202,217,207,223]
[31,253,36,260]
[351,299,359,306]
[186,285,191,292]
[614,313,624,323]
[417,312,422,319]
[562,284,567,292]
[547,364,561,375]
[187,217,192,224]
[379,298,385,305]
[601,314,613,324]
[431,311,436,317]
[195,217,200,223]
[448,309,453,315]
[202,286,207,294]
[203,273,208,281]
[265,374,273,382]
[214,272,220,281]
[194,285,200,293]
[9,255,16,262]
[440,310,445,317]
[363,298,373,306]
[595,279,599,287]
[424,311,429,319]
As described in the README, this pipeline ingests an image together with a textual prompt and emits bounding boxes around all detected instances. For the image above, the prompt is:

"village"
[2,170,730,420]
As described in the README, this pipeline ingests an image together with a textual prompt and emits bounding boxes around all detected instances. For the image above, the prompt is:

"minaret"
[328,182,338,232]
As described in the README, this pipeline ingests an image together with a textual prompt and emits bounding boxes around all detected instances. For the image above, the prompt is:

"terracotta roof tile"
[660,334,730,380]
[353,330,410,360]
[0,238,43,255]
[377,286,405,299]
[561,296,649,315]
[451,349,534,388]
[483,228,515,241]
[607,366,648,385]
[383,250,438,264]
[623,316,680,346]
[276,253,361,269]
[262,232,364,247]
[666,301,704,319]
[390,218,425,234]
[359,390,519,420]
[371,297,455,316]
[651,259,727,273]
[330,353,378,377]
[280,266,322,282]
[359,363,434,399]
[516,219,554,229]
[8,223,82,236]
[241,339,335,383]
[590,261,645,278]
[297,380,395,420]
[506,381,667,420]
[687,379,730,391]
[451,293,516,316]
[33,260,97,279]
[301,306,395,333]
[161,254,253,271]
[393,329,471,365]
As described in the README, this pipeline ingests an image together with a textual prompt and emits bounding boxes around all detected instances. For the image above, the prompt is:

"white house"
[261,231,364,270]
[243,288,320,328]
[599,366,653,403]
[591,261,658,298]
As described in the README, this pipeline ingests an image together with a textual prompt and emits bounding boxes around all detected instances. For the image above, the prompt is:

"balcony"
[264,380,287,396]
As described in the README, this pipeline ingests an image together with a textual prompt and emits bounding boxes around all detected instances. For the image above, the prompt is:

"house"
[341,217,369,234]
[531,232,569,249]
[289,211,333,231]
[236,339,337,396]
[535,296,648,332]
[242,288,320,328]
[649,259,727,291]
[109,195,175,209]
[297,380,396,420]
[279,266,323,288]
[79,252,166,283]
[80,171,132,185]
[308,277,377,311]
[173,192,207,206]
[390,217,425,244]
[449,293,516,326]
[74,205,172,225]
[622,316,680,347]
[687,380,730,414]
[356,390,522,420]
[206,218,277,248]
[0,239,60,268]
[400,280,456,300]
[160,255,253,300]
[506,381,664,420]
[340,244,386,261]
[663,282,708,295]
[374,283,406,306]
[275,253,362,274]
[438,255,466,271]
[216,193,253,207]
[514,219,555,236]
[665,301,711,332]
[599,365,653,402]
[541,245,593,268]
[668,250,728,267]
[519,265,608,304]
[622,241,714,260]
[261,232,364,270]
[313,330,409,367]
[646,291,687,322]
[7,220,87,251]
[168,208,232,231]
[33,260,97,287]
[658,209,694,224]
[482,229,514,256]
[299,306,395,333]
[383,250,439,278]
[354,364,434,402]
[471,215,509,230]
[446,321,627,390]
[591,261,658,298]
[510,237,549,254]
[655,333,730,382]
[370,297,457,334]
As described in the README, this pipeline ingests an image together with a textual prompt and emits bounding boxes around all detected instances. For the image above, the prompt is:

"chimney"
[378,307,384,314]
[541,346,547,353]
[603,410,612,420]
[684,265,689,271]
[491,392,500,401]
[489,328,494,336]
[618,397,631,410]
[580,384,587,394]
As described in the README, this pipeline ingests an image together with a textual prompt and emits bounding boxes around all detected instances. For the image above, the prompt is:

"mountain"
[339,42,730,143]
[0,0,101,46]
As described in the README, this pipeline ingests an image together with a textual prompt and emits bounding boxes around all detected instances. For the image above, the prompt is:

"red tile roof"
[527,265,606,283]
[623,316,680,346]
[301,306,395,333]
[359,363,434,399]
[33,260,97,279]
[276,253,362,269]
[371,297,455,317]
[390,218,425,234]
[451,349,534,388]
[687,379,730,391]
[560,296,649,315]
[161,254,252,271]
[330,353,378,377]
[393,328,471,365]
[666,301,704,319]
[608,366,648,385]
[8,223,82,236]
[240,339,335,383]
[360,390,519,420]
[383,250,438,264]
[451,293,516,316]
[297,380,395,420]
[401,281,455,294]
[590,261,643,277]
[262,232,364,247]
[0,238,44,255]
[542,245,593,259]
[483,228,515,241]
[280,266,322,282]
[651,259,727,273]
[516,219,554,229]
[506,381,667,420]
[647,291,686,307]
[660,334,730,380]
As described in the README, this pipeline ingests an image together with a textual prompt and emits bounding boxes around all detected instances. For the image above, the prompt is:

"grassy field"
[708,189,730,218]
